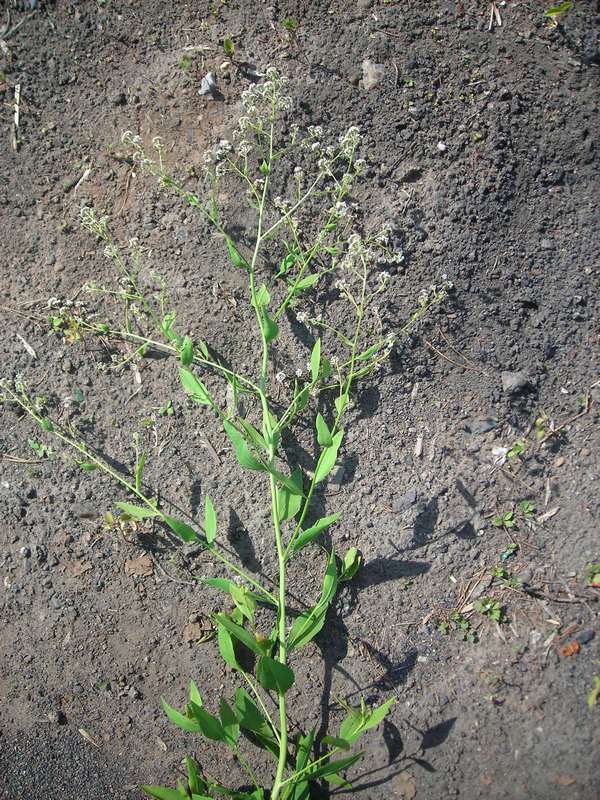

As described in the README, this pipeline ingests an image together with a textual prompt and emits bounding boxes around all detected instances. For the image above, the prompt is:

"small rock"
[128,685,141,700]
[362,59,386,91]
[575,629,595,645]
[393,488,418,512]
[554,456,565,468]
[111,91,126,106]
[436,141,447,152]
[61,358,73,374]
[540,238,554,250]
[501,370,530,395]
[20,546,31,559]
[467,417,498,434]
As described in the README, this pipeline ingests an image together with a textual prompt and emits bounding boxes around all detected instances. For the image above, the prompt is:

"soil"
[1,1,600,798]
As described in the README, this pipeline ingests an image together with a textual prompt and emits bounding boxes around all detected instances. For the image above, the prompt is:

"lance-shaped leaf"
[226,238,249,270]
[214,613,264,656]
[217,620,242,671]
[180,336,194,366]
[339,547,362,582]
[315,414,333,447]
[161,697,202,733]
[163,515,198,543]
[219,697,240,745]
[310,339,321,382]
[314,430,344,484]
[256,655,295,694]
[143,786,203,800]
[292,512,342,553]
[223,421,265,471]
[276,468,303,522]
[185,757,206,796]
[179,368,211,406]
[339,696,396,744]
[204,496,217,544]
[188,700,228,742]
[234,687,280,759]
[116,502,158,520]
[305,752,363,783]
[288,550,337,652]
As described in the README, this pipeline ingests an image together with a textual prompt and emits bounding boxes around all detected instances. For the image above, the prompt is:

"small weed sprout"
[1,69,449,799]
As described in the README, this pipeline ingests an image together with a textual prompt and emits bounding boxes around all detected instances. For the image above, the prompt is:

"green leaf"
[295,273,319,290]
[187,701,228,742]
[262,313,279,344]
[314,430,344,483]
[142,786,190,800]
[217,621,242,671]
[223,36,235,57]
[226,238,249,270]
[310,339,321,382]
[40,417,54,432]
[163,515,198,543]
[544,1,572,17]
[161,312,180,345]
[340,547,362,582]
[135,450,146,493]
[277,468,303,522]
[180,336,194,366]
[322,735,351,750]
[356,342,383,361]
[179,368,211,406]
[293,512,342,553]
[335,393,348,415]
[234,687,279,756]
[256,656,295,694]
[288,550,337,652]
[185,757,206,795]
[76,460,98,472]
[214,613,264,656]
[161,698,201,733]
[188,680,202,707]
[315,414,333,447]
[339,696,395,743]
[223,421,265,471]
[253,284,271,308]
[238,419,267,453]
[204,496,217,545]
[305,752,363,781]
[219,697,240,745]
[229,583,256,622]
[275,251,297,279]
[115,502,158,520]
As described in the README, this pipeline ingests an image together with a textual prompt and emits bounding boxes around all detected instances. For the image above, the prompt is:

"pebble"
[540,238,554,250]
[362,59,386,91]
[575,629,595,645]
[501,370,530,395]
[20,546,31,558]
[393,488,418,512]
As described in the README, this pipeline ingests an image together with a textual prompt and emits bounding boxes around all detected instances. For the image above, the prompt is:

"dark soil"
[1,1,600,798]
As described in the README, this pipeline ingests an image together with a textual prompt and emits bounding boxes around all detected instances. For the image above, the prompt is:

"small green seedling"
[474,597,505,623]
[223,36,235,59]
[518,500,535,518]
[507,440,526,460]
[28,439,52,459]
[179,54,194,72]
[282,17,299,32]
[500,542,518,561]
[544,1,572,26]
[585,562,600,588]
[492,511,514,529]
[534,414,548,440]
[492,565,508,579]
[157,399,175,417]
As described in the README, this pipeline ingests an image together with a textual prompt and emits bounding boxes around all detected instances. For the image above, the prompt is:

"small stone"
[128,685,141,700]
[540,238,554,250]
[437,141,447,152]
[501,370,530,395]
[468,417,498,434]
[362,59,386,91]
[111,91,126,106]
[20,546,31,558]
[53,262,65,274]
[574,629,595,645]
[61,358,73,374]
[554,456,565,468]
[393,488,418,512]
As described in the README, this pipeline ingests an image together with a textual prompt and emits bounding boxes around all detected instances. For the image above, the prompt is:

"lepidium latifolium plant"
[1,68,449,799]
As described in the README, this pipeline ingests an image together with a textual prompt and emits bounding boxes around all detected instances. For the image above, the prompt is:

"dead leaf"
[393,771,416,800]
[552,774,576,786]
[560,640,580,657]
[65,560,92,577]
[183,622,206,643]
[124,554,153,577]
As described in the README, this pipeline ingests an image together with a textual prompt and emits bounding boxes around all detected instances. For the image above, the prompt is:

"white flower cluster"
[338,126,361,158]
[80,206,108,239]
